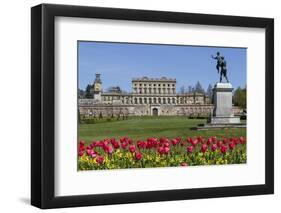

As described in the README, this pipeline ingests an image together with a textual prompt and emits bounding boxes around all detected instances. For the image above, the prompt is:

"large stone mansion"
[78,74,226,117]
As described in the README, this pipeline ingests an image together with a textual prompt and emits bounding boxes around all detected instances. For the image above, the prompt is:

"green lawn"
[79,116,246,144]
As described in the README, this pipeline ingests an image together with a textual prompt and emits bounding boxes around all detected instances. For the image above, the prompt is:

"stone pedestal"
[208,82,240,125]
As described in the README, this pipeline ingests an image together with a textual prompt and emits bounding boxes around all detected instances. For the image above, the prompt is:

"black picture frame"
[31,3,274,209]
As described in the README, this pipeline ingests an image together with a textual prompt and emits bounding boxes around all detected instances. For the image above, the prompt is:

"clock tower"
[91,73,102,101]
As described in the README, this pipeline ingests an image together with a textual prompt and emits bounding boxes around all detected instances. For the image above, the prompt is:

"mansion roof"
[132,76,176,82]
[101,91,206,97]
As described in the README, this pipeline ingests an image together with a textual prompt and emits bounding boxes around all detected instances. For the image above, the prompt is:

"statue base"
[208,116,241,124]
[197,82,245,130]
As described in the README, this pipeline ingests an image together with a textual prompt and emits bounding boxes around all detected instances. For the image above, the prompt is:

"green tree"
[78,89,85,99]
[85,84,93,99]
[194,81,205,93]
[78,109,81,124]
[233,86,246,109]
[179,86,185,94]
[206,84,213,97]
[187,85,193,93]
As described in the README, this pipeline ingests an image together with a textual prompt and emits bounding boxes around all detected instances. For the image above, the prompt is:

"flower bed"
[78,136,246,170]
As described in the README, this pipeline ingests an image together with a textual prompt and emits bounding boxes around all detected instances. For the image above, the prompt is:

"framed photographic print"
[31,3,274,209]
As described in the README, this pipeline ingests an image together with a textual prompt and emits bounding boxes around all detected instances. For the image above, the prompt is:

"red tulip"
[207,138,212,145]
[110,138,116,143]
[79,142,85,147]
[171,139,178,146]
[158,146,165,155]
[180,162,188,166]
[201,144,208,153]
[146,140,154,149]
[216,141,223,147]
[191,139,198,147]
[211,144,217,151]
[211,136,217,143]
[240,136,246,144]
[220,145,228,154]
[79,146,85,152]
[187,146,194,153]
[229,142,235,150]
[121,141,128,149]
[164,146,170,154]
[187,137,192,143]
[78,151,84,156]
[164,142,170,147]
[96,156,104,164]
[91,141,97,147]
[106,145,114,154]
[129,145,136,153]
[128,138,133,144]
[197,136,203,143]
[79,140,85,146]
[103,140,109,147]
[160,137,168,144]
[147,137,157,143]
[137,141,146,149]
[135,152,142,161]
[112,142,120,149]
[176,137,181,142]
[86,149,94,156]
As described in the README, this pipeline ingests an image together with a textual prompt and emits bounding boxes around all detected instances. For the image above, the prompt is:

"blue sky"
[78,41,246,92]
